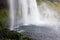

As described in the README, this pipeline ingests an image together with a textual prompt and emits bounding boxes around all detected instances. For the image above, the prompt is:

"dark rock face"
[15,25,60,40]
[0,0,8,9]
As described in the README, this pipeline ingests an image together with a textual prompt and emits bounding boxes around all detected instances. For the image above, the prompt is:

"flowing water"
[8,0,60,40]
[28,0,40,25]
[9,0,15,30]
[9,0,41,30]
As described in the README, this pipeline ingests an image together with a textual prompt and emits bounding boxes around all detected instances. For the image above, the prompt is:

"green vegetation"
[0,9,8,22]
[37,0,43,5]
[0,29,32,40]
[0,22,32,40]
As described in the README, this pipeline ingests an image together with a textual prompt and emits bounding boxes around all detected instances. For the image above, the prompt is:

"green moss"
[37,0,43,5]
[0,9,8,22]
[0,29,32,40]
[0,21,32,40]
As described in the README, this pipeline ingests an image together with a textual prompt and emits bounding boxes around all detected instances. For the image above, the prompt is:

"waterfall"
[9,0,18,30]
[19,0,29,25]
[9,0,40,30]
[9,0,15,30]
[8,0,60,40]
[18,0,40,25]
[29,0,40,25]
[9,0,59,31]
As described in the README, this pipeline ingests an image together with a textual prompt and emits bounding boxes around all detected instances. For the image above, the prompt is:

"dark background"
[0,0,8,9]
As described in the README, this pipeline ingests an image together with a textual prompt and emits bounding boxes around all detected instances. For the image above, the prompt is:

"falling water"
[9,0,41,30]
[18,0,29,25]
[9,0,15,30]
[28,0,40,25]
[18,0,40,25]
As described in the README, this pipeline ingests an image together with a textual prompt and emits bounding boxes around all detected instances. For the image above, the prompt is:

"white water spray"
[38,3,58,25]
[38,2,59,30]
